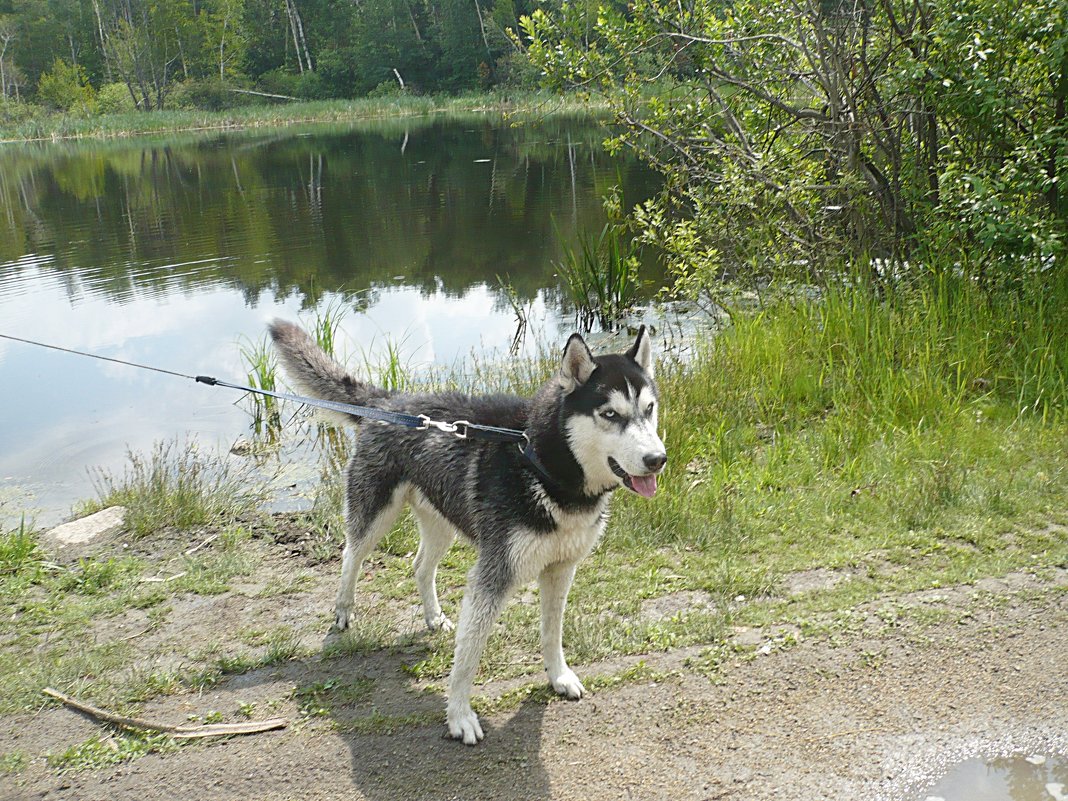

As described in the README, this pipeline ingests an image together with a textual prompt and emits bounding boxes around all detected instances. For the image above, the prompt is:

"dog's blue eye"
[645,402,655,416]
[601,410,618,420]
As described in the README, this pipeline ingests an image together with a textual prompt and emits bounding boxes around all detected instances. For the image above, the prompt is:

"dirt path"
[2,539,1065,801]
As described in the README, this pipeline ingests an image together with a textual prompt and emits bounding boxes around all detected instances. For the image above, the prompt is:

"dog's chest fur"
[507,485,610,582]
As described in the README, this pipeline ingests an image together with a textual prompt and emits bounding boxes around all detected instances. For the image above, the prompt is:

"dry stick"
[185,533,219,555]
[42,688,287,739]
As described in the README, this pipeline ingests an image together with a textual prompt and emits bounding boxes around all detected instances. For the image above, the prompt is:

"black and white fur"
[269,321,667,744]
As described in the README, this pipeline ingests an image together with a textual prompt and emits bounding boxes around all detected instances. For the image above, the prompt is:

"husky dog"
[269,321,666,744]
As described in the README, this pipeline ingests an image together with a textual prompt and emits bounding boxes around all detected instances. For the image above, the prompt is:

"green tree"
[97,0,198,109]
[433,0,489,89]
[36,57,95,110]
[0,15,17,97]
[200,0,247,80]
[347,0,434,94]
[523,0,1068,286]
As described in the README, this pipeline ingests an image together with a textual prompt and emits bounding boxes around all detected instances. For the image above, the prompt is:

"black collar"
[517,438,610,506]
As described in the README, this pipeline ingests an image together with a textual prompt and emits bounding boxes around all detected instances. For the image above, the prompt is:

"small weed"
[119,666,187,704]
[334,709,440,735]
[57,557,140,596]
[295,677,375,717]
[322,617,395,660]
[859,649,886,669]
[0,750,28,775]
[209,628,303,678]
[236,700,256,718]
[0,519,40,584]
[171,527,259,595]
[256,571,315,597]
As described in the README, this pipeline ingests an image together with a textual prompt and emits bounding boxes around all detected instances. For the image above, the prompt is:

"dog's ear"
[626,325,654,377]
[558,333,596,392]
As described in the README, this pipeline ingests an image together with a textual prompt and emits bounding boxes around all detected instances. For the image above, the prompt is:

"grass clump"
[238,336,281,438]
[46,731,177,772]
[554,189,642,330]
[90,440,265,536]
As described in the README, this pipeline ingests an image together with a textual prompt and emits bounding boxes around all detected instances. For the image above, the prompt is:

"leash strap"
[195,376,528,444]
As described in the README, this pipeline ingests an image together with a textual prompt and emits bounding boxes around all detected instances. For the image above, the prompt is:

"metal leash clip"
[416,415,471,439]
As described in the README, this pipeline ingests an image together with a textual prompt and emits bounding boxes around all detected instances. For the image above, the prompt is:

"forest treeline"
[0,0,543,112]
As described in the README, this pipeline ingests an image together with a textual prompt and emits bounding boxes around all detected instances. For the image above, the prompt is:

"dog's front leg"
[446,567,509,745]
[539,560,585,699]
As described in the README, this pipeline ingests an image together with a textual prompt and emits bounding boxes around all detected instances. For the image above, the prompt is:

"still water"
[919,754,1068,801]
[0,113,660,527]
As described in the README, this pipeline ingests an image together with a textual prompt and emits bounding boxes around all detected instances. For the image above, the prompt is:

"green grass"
[0,750,28,775]
[311,300,347,359]
[238,334,281,439]
[295,677,376,717]
[331,270,1068,681]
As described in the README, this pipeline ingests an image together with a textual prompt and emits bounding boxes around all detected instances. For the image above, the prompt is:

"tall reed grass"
[238,335,281,438]
[312,301,346,359]
[554,219,642,331]
[0,91,607,143]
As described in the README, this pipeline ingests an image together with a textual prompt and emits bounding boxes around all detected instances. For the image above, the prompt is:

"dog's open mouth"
[608,458,658,498]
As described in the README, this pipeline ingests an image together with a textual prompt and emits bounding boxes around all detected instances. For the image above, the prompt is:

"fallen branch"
[43,687,287,739]
[226,88,298,101]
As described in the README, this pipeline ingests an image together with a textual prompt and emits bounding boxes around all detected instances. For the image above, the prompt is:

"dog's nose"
[644,452,667,472]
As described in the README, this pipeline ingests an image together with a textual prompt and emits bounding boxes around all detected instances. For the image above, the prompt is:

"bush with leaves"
[94,82,137,114]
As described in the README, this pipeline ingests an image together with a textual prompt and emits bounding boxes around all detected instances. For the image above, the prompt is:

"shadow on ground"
[301,627,553,801]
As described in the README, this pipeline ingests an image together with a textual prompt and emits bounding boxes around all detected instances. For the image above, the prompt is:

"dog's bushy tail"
[268,320,392,421]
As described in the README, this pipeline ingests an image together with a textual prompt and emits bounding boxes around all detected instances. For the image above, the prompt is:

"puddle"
[919,754,1068,801]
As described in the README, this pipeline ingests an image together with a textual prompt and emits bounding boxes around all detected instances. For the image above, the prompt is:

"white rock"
[47,506,127,545]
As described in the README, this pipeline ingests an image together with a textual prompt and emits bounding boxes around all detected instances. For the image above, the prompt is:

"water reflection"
[920,754,1068,801]
[0,114,658,306]
[0,114,660,527]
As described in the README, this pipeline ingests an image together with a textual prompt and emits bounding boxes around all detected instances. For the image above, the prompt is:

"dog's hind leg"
[446,559,512,745]
[334,481,409,630]
[539,560,585,699]
[411,500,456,632]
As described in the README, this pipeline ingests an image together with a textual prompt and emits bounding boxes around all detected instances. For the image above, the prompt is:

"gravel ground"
[2,538,1065,801]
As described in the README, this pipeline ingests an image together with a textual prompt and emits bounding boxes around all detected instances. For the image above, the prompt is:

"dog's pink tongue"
[630,473,658,498]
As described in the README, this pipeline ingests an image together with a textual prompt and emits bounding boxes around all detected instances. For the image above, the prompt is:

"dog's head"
[557,327,667,498]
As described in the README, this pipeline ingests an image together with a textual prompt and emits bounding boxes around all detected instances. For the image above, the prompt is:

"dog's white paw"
[447,705,484,745]
[334,606,351,631]
[426,611,455,633]
[550,668,585,700]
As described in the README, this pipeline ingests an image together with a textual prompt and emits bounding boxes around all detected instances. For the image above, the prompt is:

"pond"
[0,112,663,528]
